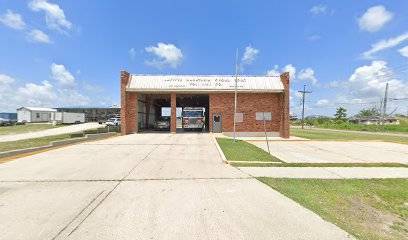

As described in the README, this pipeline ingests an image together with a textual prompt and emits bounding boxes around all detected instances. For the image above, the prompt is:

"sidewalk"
[0,123,101,142]
[291,126,408,138]
[239,167,408,179]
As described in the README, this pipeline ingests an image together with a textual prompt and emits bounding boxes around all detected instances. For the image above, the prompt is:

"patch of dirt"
[342,197,408,239]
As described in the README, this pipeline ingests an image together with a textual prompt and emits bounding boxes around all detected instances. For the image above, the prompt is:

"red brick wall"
[170,93,176,133]
[120,71,137,135]
[280,72,290,138]
[209,93,283,133]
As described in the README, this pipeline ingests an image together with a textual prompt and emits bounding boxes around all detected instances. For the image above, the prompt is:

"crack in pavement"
[56,134,175,239]
[0,177,253,183]
[51,190,106,240]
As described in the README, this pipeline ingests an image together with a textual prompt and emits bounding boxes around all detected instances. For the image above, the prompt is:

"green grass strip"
[291,129,408,144]
[258,178,408,240]
[216,138,281,162]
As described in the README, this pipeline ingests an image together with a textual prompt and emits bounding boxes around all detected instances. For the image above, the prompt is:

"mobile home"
[17,107,57,123]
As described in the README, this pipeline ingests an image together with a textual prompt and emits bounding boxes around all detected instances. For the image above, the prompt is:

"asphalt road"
[0,133,353,240]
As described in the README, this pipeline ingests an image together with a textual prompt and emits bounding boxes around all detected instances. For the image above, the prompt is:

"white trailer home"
[17,107,57,123]
[54,112,85,124]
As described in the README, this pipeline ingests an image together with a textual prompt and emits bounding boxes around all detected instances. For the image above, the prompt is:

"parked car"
[154,116,170,130]
[0,117,11,126]
[106,117,121,126]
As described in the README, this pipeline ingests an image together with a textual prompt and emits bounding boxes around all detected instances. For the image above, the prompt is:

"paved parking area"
[250,141,408,164]
[0,133,352,240]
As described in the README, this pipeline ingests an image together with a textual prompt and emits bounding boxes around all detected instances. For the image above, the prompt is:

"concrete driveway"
[0,133,352,240]
[250,141,408,164]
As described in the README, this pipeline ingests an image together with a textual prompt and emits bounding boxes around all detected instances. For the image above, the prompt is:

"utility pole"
[381,83,389,130]
[298,85,312,129]
[233,48,238,142]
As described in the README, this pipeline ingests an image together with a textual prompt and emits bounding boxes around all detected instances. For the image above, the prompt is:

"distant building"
[305,115,331,120]
[17,107,57,123]
[348,117,400,125]
[289,113,298,121]
[55,106,120,122]
[0,112,17,121]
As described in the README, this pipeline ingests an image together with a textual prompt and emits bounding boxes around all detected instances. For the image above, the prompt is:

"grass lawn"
[258,178,408,240]
[291,118,408,134]
[231,162,408,168]
[216,138,281,162]
[0,133,82,152]
[291,128,408,144]
[0,124,64,136]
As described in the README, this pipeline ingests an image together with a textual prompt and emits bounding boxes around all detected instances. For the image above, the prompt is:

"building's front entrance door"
[212,114,222,133]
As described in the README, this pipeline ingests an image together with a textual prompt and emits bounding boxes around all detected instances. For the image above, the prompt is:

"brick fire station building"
[120,71,290,138]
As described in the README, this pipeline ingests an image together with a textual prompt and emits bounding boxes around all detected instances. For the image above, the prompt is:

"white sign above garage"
[127,75,284,93]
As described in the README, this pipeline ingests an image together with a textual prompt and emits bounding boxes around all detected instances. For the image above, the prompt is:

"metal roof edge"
[130,74,282,78]
[125,88,284,93]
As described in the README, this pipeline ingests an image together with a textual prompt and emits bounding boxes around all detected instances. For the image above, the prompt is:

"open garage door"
[176,94,209,133]
[138,94,171,133]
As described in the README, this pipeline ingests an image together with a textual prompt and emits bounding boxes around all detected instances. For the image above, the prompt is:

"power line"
[298,85,312,129]
[381,83,389,130]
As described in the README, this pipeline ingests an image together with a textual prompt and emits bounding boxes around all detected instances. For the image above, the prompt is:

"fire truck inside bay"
[182,107,205,131]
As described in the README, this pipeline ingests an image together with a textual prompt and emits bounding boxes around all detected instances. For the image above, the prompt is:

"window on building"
[36,113,40,118]
[235,113,243,123]
[256,112,272,121]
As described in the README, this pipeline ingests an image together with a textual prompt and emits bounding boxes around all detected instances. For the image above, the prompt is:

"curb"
[210,133,227,163]
[226,160,283,164]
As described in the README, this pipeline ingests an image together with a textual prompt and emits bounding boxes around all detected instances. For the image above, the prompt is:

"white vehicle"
[182,107,205,130]
[54,112,85,124]
[106,117,121,126]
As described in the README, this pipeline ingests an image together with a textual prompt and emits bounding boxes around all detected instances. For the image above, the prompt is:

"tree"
[355,108,380,118]
[334,107,347,120]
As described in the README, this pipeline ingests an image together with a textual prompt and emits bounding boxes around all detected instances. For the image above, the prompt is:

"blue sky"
[1,0,408,117]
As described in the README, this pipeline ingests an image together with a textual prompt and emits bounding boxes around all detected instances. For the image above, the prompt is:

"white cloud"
[56,89,89,107]
[27,29,52,43]
[0,10,26,30]
[361,32,408,59]
[241,46,259,65]
[15,81,57,107]
[0,72,90,112]
[0,74,16,94]
[325,81,341,88]
[298,68,318,85]
[83,83,104,93]
[348,60,408,99]
[399,46,408,58]
[310,5,327,15]
[145,43,183,68]
[29,0,72,33]
[0,74,16,84]
[266,70,280,76]
[51,63,76,88]
[268,64,318,86]
[267,65,280,76]
[129,48,136,59]
[358,5,393,32]
[294,91,303,98]
[283,64,296,80]
[316,99,330,106]
[307,35,321,41]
